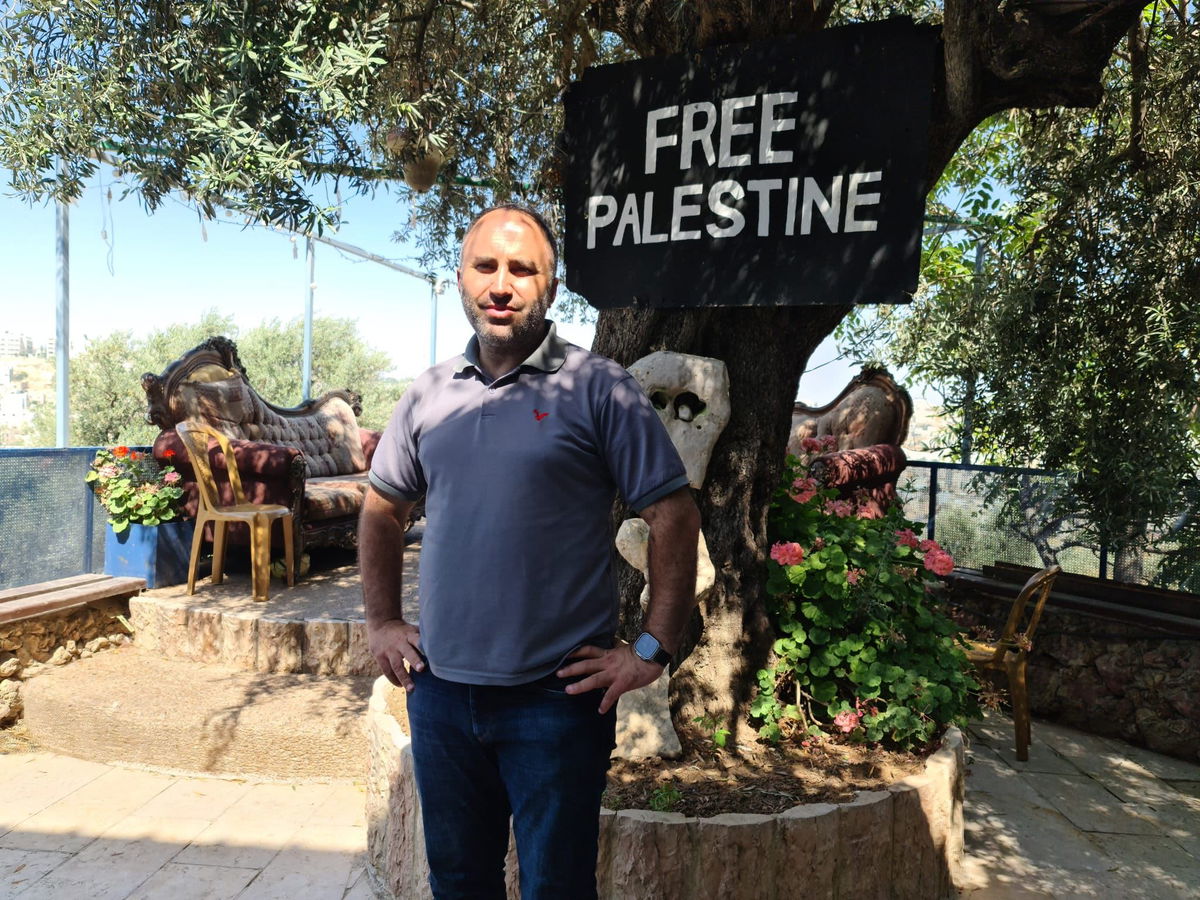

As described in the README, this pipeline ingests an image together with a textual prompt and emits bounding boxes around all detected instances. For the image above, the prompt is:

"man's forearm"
[640,488,702,656]
[359,489,412,628]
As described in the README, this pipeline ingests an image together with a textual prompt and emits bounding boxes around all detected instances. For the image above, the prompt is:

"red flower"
[770,541,805,567]
[894,529,920,549]
[163,448,176,459]
[129,451,140,461]
[113,446,129,457]
[923,550,955,577]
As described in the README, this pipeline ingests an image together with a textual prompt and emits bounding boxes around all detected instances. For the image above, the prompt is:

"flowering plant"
[85,446,185,533]
[752,448,980,751]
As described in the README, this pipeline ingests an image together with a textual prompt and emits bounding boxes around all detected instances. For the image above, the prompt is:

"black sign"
[563,19,937,310]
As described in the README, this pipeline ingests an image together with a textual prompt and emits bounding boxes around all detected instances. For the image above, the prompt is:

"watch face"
[633,632,661,661]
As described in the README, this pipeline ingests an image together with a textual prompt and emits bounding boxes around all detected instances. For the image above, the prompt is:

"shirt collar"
[453,320,569,377]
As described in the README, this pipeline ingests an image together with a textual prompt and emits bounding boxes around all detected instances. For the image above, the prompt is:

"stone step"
[127,561,419,677]
[21,644,372,779]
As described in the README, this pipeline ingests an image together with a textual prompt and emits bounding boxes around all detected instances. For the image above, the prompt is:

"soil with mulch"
[603,740,927,818]
[385,689,929,818]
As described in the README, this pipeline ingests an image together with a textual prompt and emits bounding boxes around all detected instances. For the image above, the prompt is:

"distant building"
[0,331,37,357]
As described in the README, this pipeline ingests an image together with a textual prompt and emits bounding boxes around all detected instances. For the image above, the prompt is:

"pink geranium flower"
[770,541,805,567]
[919,538,941,553]
[847,568,863,586]
[821,435,838,451]
[800,437,824,454]
[923,549,955,576]
[894,528,919,549]
[789,476,819,504]
[824,499,854,518]
[163,471,181,484]
[833,709,862,733]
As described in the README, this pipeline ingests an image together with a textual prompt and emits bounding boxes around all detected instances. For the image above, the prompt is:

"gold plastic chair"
[176,421,295,602]
[965,564,1061,762]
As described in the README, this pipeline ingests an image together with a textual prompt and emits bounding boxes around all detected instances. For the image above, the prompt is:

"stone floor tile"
[225,781,336,823]
[0,768,174,853]
[125,861,259,900]
[965,798,1116,873]
[1085,831,1197,871]
[341,869,376,900]
[173,814,299,870]
[955,876,1056,899]
[966,746,1045,806]
[1126,799,1200,860]
[0,755,111,833]
[16,815,208,900]
[1019,772,1162,835]
[0,751,40,779]
[233,825,363,900]
[1167,781,1200,801]
[1101,768,1200,814]
[303,780,367,829]
[1116,745,1200,783]
[1041,864,1200,900]
[969,720,1085,776]
[132,776,253,821]
[0,846,70,896]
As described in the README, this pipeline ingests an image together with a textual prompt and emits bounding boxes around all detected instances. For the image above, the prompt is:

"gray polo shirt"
[370,322,689,686]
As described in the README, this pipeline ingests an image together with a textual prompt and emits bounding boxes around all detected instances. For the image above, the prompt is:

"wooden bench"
[0,574,146,626]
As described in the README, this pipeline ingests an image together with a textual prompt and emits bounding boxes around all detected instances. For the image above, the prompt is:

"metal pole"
[303,237,315,401]
[926,464,939,542]
[55,197,70,447]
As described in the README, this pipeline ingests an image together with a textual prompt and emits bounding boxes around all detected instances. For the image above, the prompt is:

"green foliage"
[85,446,184,531]
[837,8,1200,569]
[753,455,980,751]
[30,311,237,447]
[235,317,410,430]
[28,314,406,446]
[648,783,682,813]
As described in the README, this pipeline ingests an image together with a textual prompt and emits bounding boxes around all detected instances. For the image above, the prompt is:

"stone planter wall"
[0,599,134,725]
[950,583,1200,762]
[365,677,965,900]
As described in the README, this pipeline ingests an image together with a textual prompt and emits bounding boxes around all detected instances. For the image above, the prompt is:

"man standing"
[360,203,701,899]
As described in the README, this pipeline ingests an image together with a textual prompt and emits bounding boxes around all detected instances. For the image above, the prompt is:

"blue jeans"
[406,666,617,900]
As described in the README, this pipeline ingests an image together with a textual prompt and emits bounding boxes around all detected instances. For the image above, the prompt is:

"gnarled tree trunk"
[588,0,1152,753]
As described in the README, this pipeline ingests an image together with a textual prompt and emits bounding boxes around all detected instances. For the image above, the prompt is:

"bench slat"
[0,574,111,604]
[0,576,146,626]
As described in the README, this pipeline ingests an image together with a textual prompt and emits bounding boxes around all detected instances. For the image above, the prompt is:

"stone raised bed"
[365,676,965,899]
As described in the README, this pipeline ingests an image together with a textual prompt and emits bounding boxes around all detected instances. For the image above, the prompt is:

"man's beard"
[461,286,555,350]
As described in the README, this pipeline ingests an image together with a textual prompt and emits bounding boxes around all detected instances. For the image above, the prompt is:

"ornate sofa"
[142,336,392,557]
[788,367,913,518]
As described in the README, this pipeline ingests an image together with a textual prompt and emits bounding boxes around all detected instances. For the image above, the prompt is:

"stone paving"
[958,712,1200,899]
[2,712,1197,898]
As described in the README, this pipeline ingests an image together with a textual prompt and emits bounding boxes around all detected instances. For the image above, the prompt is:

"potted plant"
[752,439,980,751]
[86,445,193,588]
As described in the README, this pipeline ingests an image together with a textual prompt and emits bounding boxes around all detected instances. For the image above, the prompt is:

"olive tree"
[0,0,1154,748]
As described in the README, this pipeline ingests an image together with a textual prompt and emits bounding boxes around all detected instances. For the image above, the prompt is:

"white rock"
[0,658,19,679]
[84,637,111,653]
[627,352,730,489]
[48,647,72,666]
[0,679,21,724]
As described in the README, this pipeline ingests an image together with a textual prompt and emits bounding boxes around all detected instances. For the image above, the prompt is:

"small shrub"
[648,783,682,813]
[752,450,980,751]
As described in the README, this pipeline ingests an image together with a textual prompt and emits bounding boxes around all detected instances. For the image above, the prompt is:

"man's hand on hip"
[558,642,664,715]
[368,619,424,693]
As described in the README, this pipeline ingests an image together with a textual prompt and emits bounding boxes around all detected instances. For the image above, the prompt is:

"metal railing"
[902,460,1198,591]
[0,447,107,590]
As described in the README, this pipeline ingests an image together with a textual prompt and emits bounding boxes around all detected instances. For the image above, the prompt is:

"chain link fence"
[0,448,108,590]
[902,461,1200,592]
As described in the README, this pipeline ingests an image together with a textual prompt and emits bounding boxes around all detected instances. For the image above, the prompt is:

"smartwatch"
[632,631,672,667]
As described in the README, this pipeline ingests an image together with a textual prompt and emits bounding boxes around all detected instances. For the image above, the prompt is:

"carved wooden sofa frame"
[143,336,385,559]
[789,367,914,517]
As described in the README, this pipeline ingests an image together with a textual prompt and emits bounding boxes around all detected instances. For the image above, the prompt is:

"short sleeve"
[596,375,689,512]
[369,388,427,501]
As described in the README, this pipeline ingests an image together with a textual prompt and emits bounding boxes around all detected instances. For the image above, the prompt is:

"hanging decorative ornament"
[383,125,447,193]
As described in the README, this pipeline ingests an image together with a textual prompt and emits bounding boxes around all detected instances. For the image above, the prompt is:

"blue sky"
[0,169,857,399]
